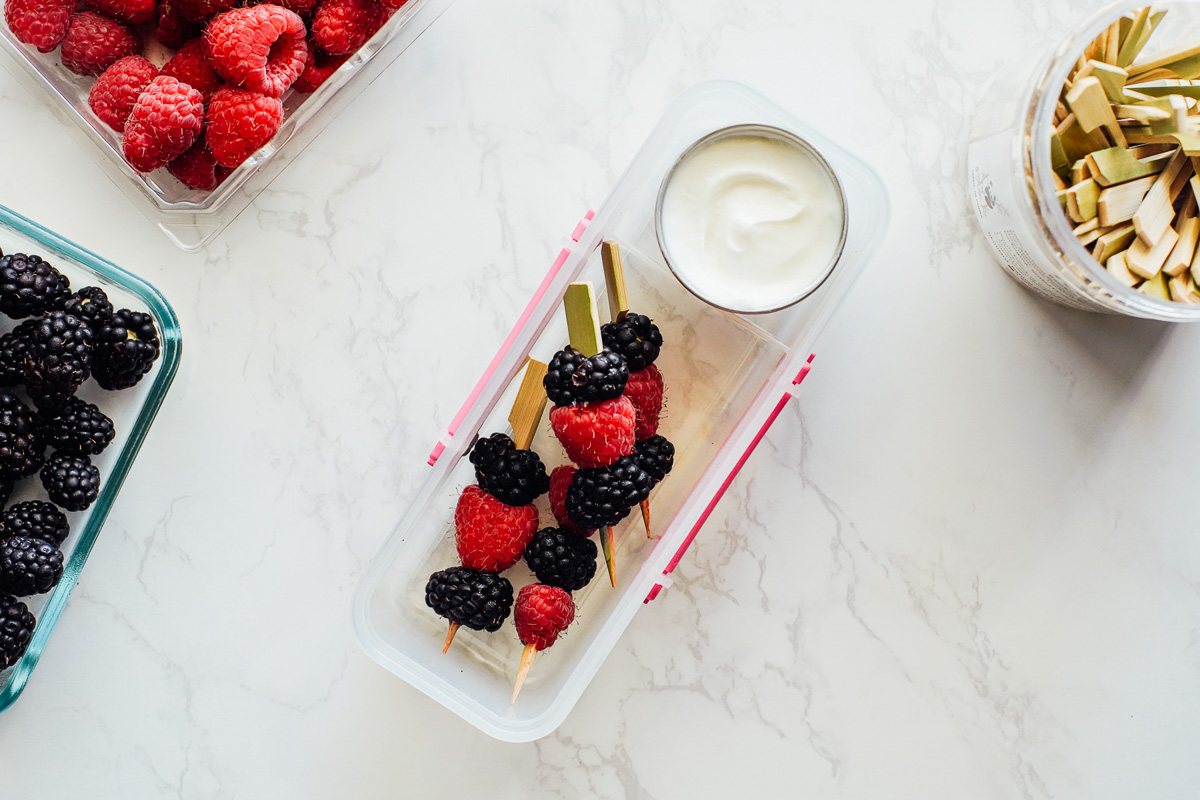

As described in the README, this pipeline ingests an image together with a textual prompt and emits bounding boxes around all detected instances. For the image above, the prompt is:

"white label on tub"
[968,130,1106,312]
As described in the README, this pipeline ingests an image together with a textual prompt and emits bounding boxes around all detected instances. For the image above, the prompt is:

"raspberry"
[168,135,227,190]
[171,0,236,23]
[454,484,538,574]
[549,465,592,536]
[205,86,282,169]
[160,38,222,100]
[203,5,307,97]
[4,0,73,53]
[514,584,575,651]
[377,0,408,9]
[311,0,386,56]
[154,3,198,49]
[293,44,348,93]
[122,76,205,173]
[511,584,575,701]
[88,55,158,132]
[625,363,663,441]
[549,395,636,468]
[59,11,139,77]
[86,0,154,25]
[274,0,316,14]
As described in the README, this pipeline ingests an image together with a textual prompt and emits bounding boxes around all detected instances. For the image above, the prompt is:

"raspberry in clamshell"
[205,86,284,170]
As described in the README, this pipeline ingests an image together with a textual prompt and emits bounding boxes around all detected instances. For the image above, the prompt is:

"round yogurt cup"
[654,124,849,314]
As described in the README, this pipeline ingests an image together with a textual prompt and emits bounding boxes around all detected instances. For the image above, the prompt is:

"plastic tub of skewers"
[969,1,1200,318]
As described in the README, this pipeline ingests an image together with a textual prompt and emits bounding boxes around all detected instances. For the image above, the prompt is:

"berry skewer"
[601,241,667,537]
[545,282,637,585]
[428,359,550,652]
[511,584,576,704]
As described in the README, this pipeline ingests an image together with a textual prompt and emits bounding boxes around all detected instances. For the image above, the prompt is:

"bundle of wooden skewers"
[1051,6,1200,302]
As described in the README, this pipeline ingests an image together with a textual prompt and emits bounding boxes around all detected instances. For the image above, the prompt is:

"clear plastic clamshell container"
[0,204,181,713]
[0,0,455,252]
[353,81,889,742]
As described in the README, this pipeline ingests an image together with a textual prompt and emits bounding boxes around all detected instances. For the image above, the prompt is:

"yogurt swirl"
[659,130,844,313]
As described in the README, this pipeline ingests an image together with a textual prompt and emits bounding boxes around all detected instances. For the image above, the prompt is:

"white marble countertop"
[2,0,1199,796]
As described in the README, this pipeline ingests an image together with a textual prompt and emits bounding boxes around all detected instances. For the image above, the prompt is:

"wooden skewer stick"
[1066,76,1127,147]
[445,358,548,654]
[600,526,617,587]
[511,644,537,704]
[443,622,461,654]
[601,241,630,323]
[600,242,654,538]
[564,282,603,358]
[509,357,548,451]
[564,282,618,582]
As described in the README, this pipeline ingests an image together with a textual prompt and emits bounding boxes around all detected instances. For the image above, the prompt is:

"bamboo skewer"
[444,357,548,654]
[563,282,618,583]
[600,241,655,539]
[1046,6,1200,301]
[512,644,537,704]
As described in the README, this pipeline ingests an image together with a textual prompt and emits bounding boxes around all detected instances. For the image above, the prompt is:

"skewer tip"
[601,527,617,587]
[512,644,538,704]
[443,622,461,654]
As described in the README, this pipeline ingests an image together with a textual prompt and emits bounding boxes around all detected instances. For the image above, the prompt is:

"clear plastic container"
[0,203,181,713]
[352,81,890,742]
[967,1,1200,319]
[0,0,456,252]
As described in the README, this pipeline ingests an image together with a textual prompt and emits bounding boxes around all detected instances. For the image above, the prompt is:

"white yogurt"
[658,129,845,313]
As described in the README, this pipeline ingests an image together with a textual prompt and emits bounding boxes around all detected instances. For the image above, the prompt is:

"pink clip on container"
[0,0,456,252]
[353,81,889,742]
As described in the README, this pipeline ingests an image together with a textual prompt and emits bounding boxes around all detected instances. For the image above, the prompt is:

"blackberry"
[633,435,675,484]
[424,566,514,633]
[25,311,94,410]
[468,432,550,506]
[523,527,598,592]
[92,309,159,391]
[0,320,36,387]
[63,286,114,329]
[2,502,69,547]
[41,396,115,456]
[0,393,43,480]
[600,313,663,372]
[0,253,70,319]
[0,594,35,669]
[565,456,652,531]
[40,453,100,512]
[0,536,63,596]
[543,346,629,406]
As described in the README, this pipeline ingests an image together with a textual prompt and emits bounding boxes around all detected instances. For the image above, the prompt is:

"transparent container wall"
[0,0,456,251]
[363,239,789,721]
[0,205,181,712]
[355,81,890,742]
